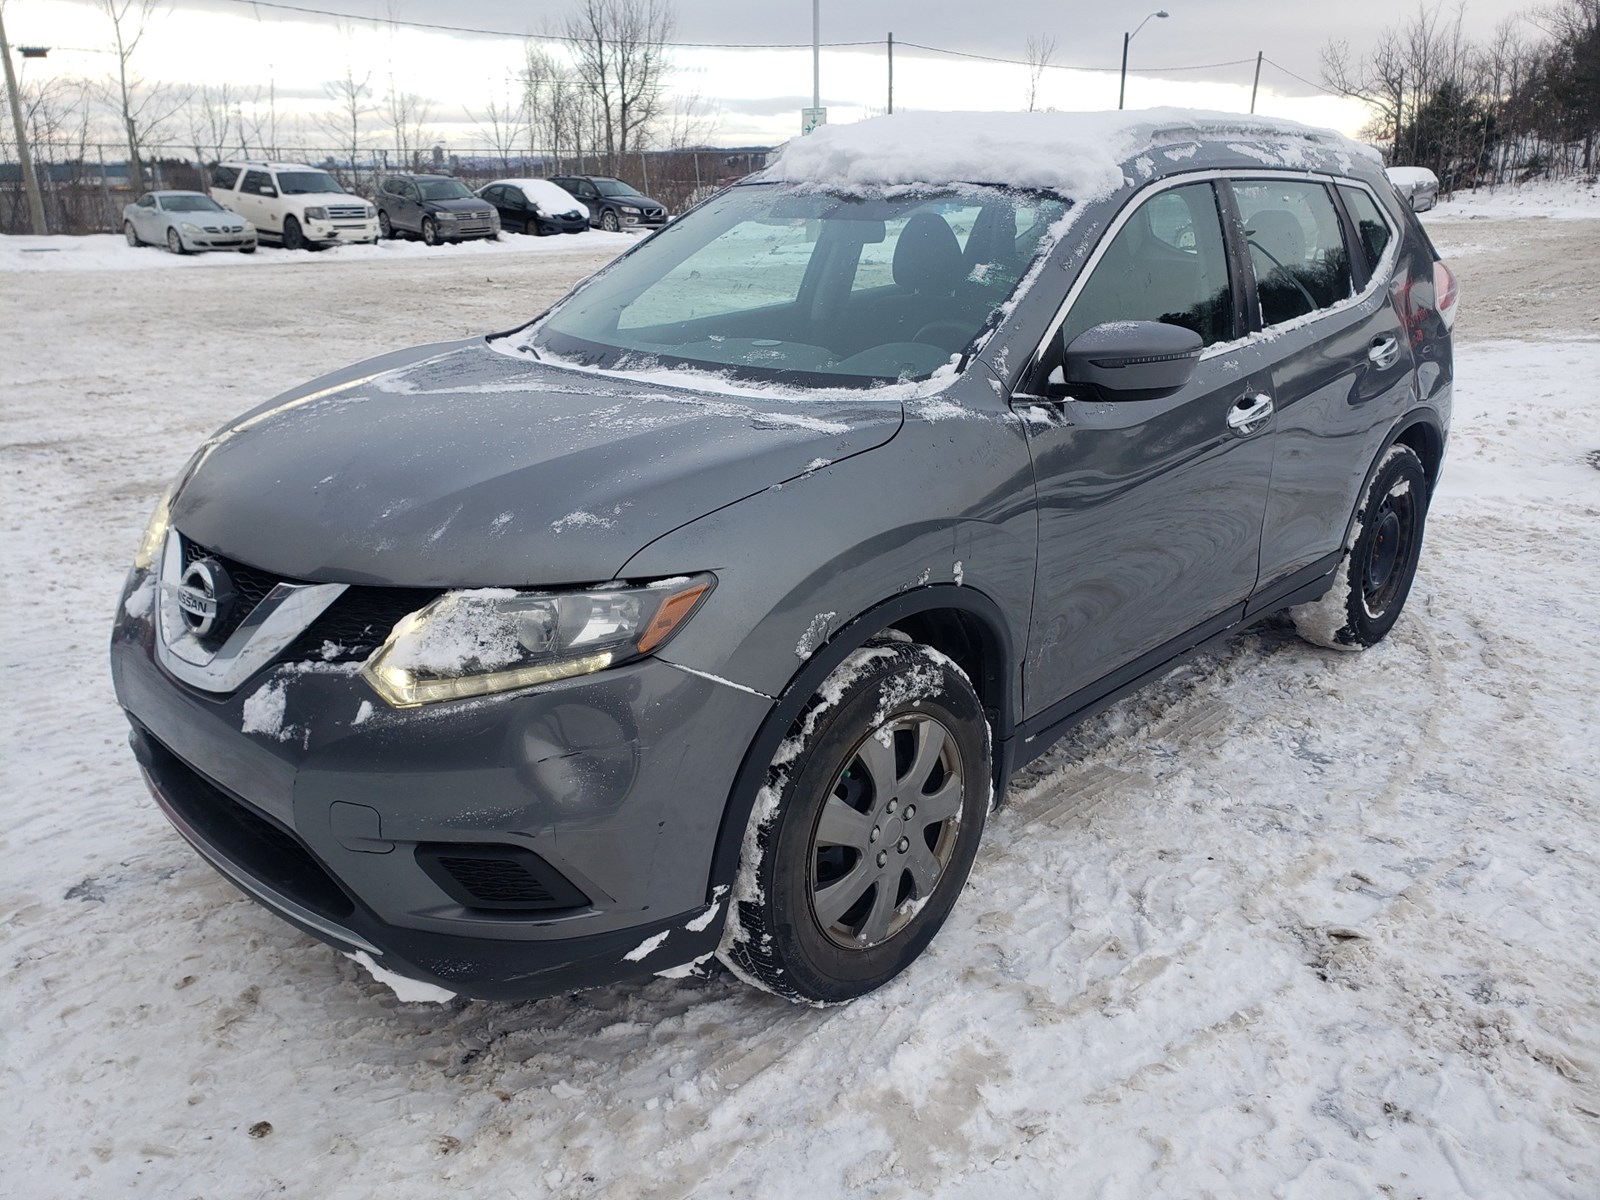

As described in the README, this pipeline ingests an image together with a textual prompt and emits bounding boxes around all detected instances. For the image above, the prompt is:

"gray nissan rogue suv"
[111,111,1456,1004]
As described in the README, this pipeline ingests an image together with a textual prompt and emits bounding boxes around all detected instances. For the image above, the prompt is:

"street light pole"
[1118,10,1169,110]
[0,8,48,234]
[812,0,820,112]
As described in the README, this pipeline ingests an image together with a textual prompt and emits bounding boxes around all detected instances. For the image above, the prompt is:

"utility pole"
[1250,51,1263,113]
[0,8,48,234]
[887,32,893,115]
[812,0,820,111]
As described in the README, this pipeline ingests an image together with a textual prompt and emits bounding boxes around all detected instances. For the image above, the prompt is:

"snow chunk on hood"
[764,108,1378,194]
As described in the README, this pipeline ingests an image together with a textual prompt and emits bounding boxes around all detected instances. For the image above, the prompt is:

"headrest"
[893,212,964,293]
[1244,209,1306,267]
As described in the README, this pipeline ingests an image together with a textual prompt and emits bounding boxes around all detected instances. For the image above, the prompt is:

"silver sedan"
[123,191,258,254]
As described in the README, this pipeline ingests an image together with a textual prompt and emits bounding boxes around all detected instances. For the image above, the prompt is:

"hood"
[426,197,495,214]
[290,191,361,205]
[169,340,903,587]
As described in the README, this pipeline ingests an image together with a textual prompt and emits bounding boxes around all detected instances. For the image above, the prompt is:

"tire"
[421,217,439,246]
[282,215,305,251]
[1291,443,1429,650]
[601,209,620,232]
[165,227,186,255]
[124,221,141,247]
[719,642,990,1004]
[378,210,393,239]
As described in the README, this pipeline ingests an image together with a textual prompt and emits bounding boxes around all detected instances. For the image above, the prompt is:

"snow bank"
[1428,177,1600,220]
[765,108,1378,194]
[0,228,635,272]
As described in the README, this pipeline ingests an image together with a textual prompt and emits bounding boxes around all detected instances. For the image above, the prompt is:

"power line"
[1261,56,1349,100]
[895,40,1257,75]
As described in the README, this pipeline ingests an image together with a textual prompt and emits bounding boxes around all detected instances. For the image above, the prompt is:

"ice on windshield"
[530,185,1068,387]
[277,172,346,195]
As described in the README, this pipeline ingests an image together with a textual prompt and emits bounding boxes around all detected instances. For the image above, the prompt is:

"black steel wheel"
[282,215,306,251]
[1292,443,1429,649]
[720,642,990,1004]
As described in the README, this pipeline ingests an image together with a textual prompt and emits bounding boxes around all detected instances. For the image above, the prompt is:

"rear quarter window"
[1337,184,1395,273]
[212,165,240,190]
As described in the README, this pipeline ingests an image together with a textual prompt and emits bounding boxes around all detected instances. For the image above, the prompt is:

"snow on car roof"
[764,108,1380,196]
[491,178,588,209]
[1385,166,1440,185]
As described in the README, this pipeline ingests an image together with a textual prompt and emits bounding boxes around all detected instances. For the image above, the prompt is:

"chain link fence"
[0,144,773,236]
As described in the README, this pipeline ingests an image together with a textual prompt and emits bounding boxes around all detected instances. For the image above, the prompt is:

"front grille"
[416,843,590,912]
[284,586,439,663]
[182,537,286,649]
[326,205,369,220]
[139,727,356,922]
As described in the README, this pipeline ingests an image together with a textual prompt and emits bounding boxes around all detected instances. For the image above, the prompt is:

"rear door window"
[1059,181,1236,348]
[1231,180,1354,326]
[1337,184,1395,273]
[212,166,240,190]
[241,170,271,194]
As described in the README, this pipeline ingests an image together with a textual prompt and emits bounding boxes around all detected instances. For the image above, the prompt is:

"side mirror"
[1060,321,1203,401]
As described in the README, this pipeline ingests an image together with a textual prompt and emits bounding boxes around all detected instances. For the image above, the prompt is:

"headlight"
[619,205,641,214]
[304,206,328,220]
[365,206,376,219]
[180,222,201,233]
[361,574,715,707]
[133,481,177,571]
[436,210,457,220]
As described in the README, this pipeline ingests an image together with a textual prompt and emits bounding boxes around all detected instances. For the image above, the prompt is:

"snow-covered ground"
[1430,176,1600,221]
[3,206,1598,1199]
[0,227,638,272]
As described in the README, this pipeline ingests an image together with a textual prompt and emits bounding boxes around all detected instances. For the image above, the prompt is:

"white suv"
[210,161,380,250]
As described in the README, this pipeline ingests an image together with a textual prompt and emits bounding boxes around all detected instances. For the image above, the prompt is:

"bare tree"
[98,0,189,186]
[521,42,590,171]
[468,88,528,169]
[317,64,376,170]
[1025,33,1058,112]
[383,79,433,167]
[564,0,675,170]
[663,91,719,149]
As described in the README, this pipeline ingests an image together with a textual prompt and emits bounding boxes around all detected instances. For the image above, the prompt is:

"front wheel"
[719,642,990,1004]
[378,210,393,239]
[1292,443,1429,650]
[600,209,620,232]
[124,221,141,247]
[421,217,439,246]
[165,227,186,255]
[282,215,305,251]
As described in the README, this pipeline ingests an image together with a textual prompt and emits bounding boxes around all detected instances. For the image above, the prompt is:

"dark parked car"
[374,174,500,244]
[477,178,589,235]
[112,111,1455,1006]
[548,174,669,231]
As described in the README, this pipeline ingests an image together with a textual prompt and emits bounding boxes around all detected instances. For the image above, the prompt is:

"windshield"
[594,178,643,198]
[277,171,345,195]
[160,194,224,212]
[419,178,474,200]
[530,184,1068,386]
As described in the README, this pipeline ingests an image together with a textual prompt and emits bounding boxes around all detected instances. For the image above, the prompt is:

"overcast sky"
[8,0,1543,148]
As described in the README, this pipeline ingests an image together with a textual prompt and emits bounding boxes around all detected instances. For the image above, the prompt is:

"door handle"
[1369,336,1401,369]
[1227,392,1274,436]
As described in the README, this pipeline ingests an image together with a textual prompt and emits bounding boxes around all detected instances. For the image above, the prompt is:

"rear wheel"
[719,642,990,1004]
[1292,443,1429,650]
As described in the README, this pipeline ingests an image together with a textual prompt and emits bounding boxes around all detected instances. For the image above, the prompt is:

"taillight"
[1434,260,1459,331]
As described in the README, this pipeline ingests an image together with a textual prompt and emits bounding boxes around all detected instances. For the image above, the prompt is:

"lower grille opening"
[136,728,355,922]
[416,843,589,913]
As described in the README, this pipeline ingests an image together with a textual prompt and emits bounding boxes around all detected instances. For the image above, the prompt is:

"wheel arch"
[705,585,1016,899]
[1390,410,1445,496]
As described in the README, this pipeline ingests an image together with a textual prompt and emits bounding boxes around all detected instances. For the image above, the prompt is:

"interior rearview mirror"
[1060,321,1203,401]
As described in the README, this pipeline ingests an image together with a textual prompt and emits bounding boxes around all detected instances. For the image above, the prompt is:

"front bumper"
[110,570,769,999]
[304,217,380,244]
